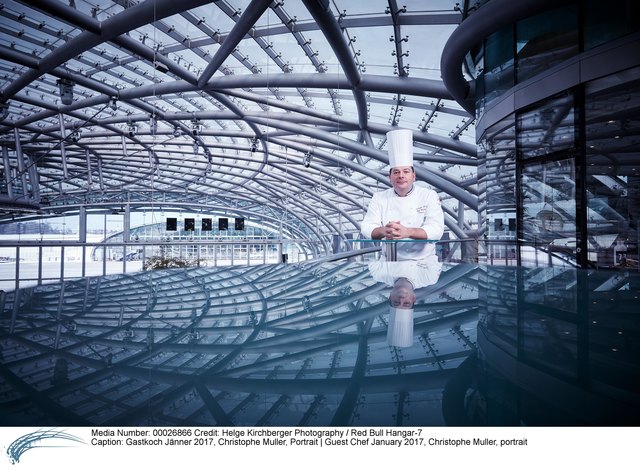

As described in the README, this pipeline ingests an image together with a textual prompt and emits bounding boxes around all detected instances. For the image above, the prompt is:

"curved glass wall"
[473,1,640,268]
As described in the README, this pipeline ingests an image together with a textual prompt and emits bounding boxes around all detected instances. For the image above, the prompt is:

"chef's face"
[389,166,416,195]
[389,280,416,308]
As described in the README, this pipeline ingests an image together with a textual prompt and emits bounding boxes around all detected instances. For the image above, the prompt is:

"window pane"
[585,66,640,268]
[521,159,577,260]
[516,5,578,83]
[517,92,576,161]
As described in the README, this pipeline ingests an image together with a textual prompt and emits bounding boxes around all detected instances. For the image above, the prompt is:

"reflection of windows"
[494,219,504,231]
[585,66,639,268]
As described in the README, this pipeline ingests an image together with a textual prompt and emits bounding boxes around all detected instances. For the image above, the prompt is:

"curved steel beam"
[440,0,574,114]
[245,115,479,209]
[302,0,368,130]
[0,0,214,102]
[197,0,274,88]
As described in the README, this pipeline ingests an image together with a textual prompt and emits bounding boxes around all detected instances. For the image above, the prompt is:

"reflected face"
[389,166,416,195]
[389,279,416,308]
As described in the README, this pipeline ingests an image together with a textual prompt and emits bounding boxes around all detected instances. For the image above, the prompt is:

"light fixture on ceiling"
[70,129,81,143]
[250,137,258,153]
[191,119,202,136]
[303,151,312,168]
[127,123,138,138]
[109,97,117,111]
[57,78,74,105]
[173,126,181,137]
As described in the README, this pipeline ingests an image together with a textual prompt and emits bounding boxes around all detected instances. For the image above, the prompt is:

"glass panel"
[483,25,514,108]
[479,115,517,249]
[517,92,576,160]
[585,66,640,269]
[520,159,576,263]
[516,5,578,83]
[584,0,640,50]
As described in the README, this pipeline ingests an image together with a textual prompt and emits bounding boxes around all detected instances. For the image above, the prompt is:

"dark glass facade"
[474,1,640,269]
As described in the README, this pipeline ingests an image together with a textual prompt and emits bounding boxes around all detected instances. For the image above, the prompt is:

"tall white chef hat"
[387,307,414,348]
[387,128,414,168]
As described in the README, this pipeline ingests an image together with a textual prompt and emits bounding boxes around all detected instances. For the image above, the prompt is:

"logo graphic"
[6,428,85,464]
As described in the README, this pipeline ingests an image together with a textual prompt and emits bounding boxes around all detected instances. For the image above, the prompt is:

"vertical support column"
[85,149,92,186]
[1,146,14,198]
[13,129,29,198]
[79,206,87,243]
[123,203,130,242]
[37,246,43,285]
[57,114,68,179]
[102,244,107,276]
[60,246,65,282]
[14,247,20,291]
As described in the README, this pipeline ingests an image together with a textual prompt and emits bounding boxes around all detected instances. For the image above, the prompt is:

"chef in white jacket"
[368,255,443,348]
[361,128,445,259]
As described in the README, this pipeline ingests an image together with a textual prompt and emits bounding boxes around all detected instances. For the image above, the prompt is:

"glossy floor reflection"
[0,259,638,426]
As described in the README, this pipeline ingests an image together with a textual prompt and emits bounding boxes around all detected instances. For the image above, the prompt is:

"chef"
[361,128,445,259]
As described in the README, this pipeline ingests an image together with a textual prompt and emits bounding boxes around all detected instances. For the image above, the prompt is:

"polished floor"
[0,256,638,426]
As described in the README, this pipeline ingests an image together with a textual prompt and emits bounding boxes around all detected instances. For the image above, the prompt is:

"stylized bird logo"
[6,429,84,464]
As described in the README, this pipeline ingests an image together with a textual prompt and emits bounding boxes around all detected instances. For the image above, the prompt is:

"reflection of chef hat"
[387,128,413,168]
[387,308,414,348]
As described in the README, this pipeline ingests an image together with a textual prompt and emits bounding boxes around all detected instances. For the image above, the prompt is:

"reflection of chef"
[368,256,443,347]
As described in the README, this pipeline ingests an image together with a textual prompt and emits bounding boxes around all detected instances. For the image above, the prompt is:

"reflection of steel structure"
[466,266,640,425]
[0,260,478,426]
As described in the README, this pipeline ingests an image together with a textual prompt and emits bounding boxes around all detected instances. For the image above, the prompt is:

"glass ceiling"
[0,0,478,253]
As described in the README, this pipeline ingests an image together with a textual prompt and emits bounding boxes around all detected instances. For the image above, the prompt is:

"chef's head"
[387,128,415,196]
[389,277,416,308]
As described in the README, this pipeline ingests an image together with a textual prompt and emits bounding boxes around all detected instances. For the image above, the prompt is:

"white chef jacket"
[361,185,445,259]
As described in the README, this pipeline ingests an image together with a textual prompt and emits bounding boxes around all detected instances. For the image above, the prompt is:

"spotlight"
[250,137,258,153]
[70,129,81,143]
[57,78,74,105]
[109,97,117,111]
[303,151,312,168]
[127,123,138,138]
[193,142,199,154]
[192,120,202,136]
[173,126,181,137]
